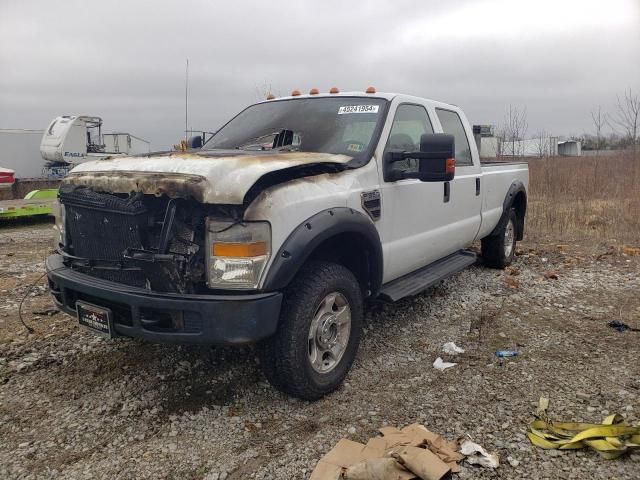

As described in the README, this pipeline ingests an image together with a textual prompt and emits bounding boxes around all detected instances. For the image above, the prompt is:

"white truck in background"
[47,90,528,400]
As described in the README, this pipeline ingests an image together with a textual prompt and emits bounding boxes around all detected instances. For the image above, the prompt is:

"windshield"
[203,97,387,157]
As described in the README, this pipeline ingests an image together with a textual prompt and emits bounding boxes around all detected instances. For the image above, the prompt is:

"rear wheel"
[258,261,363,400]
[481,208,517,268]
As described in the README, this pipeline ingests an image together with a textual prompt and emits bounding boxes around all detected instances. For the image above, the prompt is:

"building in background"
[473,125,499,159]
[557,140,582,156]
[0,129,46,178]
[473,128,582,158]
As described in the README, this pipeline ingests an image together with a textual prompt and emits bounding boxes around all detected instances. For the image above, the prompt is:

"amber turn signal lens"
[446,158,456,174]
[329,87,339,94]
[212,242,268,257]
[365,86,376,93]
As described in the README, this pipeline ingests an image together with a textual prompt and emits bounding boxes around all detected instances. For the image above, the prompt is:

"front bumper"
[46,254,282,345]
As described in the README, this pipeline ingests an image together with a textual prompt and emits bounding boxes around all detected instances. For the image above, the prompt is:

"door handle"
[475,178,481,196]
[443,181,450,203]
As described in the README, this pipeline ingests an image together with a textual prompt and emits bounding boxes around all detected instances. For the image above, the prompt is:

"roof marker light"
[329,87,339,94]
[366,86,376,94]
[309,88,319,95]
[266,93,275,100]
[291,89,301,96]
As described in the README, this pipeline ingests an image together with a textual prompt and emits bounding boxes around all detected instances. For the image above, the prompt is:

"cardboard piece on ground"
[401,424,464,463]
[396,446,451,480]
[343,458,415,480]
[309,461,343,480]
[310,438,388,480]
[378,427,421,449]
[312,424,467,480]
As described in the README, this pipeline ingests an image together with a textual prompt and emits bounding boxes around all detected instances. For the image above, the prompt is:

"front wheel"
[257,261,363,400]
[481,208,517,268]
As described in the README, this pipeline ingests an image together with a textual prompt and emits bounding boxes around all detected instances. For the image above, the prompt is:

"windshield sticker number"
[338,105,379,115]
[346,143,364,152]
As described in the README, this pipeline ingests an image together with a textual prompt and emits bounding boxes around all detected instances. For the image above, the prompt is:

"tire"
[481,208,517,269]
[257,260,363,400]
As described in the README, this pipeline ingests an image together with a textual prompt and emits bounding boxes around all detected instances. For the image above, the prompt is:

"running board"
[378,250,477,302]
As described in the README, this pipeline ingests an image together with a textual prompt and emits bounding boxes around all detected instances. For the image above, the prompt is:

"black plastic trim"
[488,180,527,239]
[46,254,282,345]
[263,208,384,295]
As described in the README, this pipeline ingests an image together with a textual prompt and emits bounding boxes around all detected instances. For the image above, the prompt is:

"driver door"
[377,102,455,283]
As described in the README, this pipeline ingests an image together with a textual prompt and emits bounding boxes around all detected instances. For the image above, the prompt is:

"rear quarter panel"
[477,162,529,239]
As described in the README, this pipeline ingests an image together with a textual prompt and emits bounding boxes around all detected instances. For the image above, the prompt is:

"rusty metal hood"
[64,150,353,204]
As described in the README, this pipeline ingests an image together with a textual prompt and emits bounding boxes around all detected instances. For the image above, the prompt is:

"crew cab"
[47,90,528,400]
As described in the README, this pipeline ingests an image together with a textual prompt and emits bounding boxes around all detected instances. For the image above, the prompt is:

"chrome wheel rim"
[308,292,351,374]
[504,218,515,258]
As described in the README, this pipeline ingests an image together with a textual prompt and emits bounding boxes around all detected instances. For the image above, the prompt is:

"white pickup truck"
[47,90,528,399]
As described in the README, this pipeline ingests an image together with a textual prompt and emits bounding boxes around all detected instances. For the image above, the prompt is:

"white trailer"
[40,116,150,166]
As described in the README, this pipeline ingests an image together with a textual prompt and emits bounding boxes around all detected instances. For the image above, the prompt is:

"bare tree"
[609,88,640,150]
[495,126,506,158]
[501,105,528,156]
[533,130,549,158]
[590,106,606,153]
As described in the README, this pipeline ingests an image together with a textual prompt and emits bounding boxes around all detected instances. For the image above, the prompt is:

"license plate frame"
[76,301,113,338]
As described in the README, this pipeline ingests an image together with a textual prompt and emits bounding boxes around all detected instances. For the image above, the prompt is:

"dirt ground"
[1,219,639,479]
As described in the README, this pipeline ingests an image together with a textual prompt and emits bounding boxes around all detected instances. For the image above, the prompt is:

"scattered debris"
[432,357,456,371]
[503,276,520,289]
[495,350,518,358]
[543,271,558,280]
[441,342,464,355]
[32,308,59,316]
[505,266,520,276]
[459,440,500,468]
[607,320,640,332]
[311,423,465,480]
[527,397,640,459]
[622,246,640,256]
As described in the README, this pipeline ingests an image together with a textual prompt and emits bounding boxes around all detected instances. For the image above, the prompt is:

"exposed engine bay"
[57,184,239,293]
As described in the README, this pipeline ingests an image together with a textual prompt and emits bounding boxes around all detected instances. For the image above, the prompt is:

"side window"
[436,109,473,166]
[384,104,434,173]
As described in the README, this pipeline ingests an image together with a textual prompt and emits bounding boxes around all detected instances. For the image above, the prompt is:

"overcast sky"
[1,0,639,150]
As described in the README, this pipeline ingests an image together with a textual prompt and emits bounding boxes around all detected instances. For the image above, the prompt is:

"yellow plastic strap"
[527,397,640,459]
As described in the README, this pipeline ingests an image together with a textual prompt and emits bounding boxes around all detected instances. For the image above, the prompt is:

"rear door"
[434,108,482,252]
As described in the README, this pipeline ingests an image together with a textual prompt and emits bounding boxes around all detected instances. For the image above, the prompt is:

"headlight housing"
[205,219,271,290]
[52,199,65,250]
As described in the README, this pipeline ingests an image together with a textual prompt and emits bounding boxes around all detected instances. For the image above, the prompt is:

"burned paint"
[67,151,353,205]
[64,171,209,202]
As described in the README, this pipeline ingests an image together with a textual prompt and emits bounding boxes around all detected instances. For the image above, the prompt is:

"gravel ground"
[1,220,639,479]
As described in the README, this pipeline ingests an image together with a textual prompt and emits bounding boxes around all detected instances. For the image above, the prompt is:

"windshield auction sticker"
[338,105,379,114]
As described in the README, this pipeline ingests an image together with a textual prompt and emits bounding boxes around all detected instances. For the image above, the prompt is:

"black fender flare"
[262,208,384,296]
[489,180,527,239]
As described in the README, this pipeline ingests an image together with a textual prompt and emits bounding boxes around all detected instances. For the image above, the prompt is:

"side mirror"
[387,133,455,182]
[187,135,203,149]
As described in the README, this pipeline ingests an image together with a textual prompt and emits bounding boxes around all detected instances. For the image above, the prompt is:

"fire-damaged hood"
[64,150,353,205]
